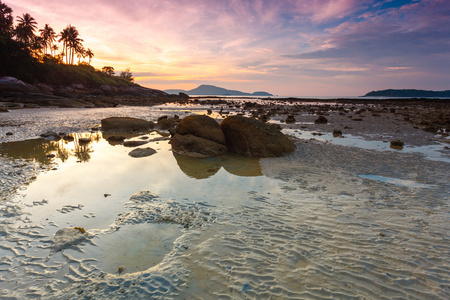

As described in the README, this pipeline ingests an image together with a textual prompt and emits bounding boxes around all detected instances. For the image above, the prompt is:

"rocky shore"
[0,76,188,109]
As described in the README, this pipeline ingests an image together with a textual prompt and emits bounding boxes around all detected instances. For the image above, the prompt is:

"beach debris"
[314,116,328,124]
[104,193,111,197]
[128,147,157,158]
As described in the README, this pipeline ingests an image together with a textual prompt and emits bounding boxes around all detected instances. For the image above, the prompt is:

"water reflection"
[173,153,262,179]
[0,132,101,163]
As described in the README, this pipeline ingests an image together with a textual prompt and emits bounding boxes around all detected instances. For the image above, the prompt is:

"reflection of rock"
[128,147,157,158]
[101,117,155,132]
[173,152,262,179]
[221,154,262,177]
[176,115,226,145]
[171,134,227,158]
[220,116,295,157]
[123,140,149,147]
[173,154,222,179]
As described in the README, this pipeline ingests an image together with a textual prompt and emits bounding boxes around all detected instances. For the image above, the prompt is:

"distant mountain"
[364,89,450,97]
[164,84,273,96]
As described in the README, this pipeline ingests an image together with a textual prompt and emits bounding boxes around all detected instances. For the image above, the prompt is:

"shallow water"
[0,106,449,299]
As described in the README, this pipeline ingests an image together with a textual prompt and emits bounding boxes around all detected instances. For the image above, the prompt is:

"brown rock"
[314,116,328,124]
[171,134,227,158]
[101,117,155,132]
[123,140,149,147]
[176,115,226,145]
[128,147,157,158]
[220,116,296,157]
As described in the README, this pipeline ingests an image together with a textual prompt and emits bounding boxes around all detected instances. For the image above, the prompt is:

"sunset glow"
[8,0,450,96]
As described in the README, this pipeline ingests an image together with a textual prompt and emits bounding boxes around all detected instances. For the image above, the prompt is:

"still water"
[0,106,449,299]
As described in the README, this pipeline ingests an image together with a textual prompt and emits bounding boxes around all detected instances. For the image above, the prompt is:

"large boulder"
[101,117,155,132]
[176,115,226,145]
[171,134,227,158]
[220,116,295,157]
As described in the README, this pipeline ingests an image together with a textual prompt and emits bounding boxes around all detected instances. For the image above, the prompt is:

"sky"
[7,0,450,96]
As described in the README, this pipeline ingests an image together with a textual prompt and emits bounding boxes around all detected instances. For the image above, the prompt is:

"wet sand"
[0,99,449,299]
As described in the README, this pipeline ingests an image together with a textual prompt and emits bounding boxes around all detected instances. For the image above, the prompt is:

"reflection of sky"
[12,133,283,232]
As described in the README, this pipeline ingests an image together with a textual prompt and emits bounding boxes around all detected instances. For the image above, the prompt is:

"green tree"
[119,68,134,82]
[0,0,14,37]
[15,13,37,44]
[102,66,115,76]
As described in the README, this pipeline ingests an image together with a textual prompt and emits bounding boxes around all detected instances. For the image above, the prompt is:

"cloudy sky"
[8,0,450,96]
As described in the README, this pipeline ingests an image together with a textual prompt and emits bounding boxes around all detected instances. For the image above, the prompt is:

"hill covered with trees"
[364,89,450,98]
[0,1,135,88]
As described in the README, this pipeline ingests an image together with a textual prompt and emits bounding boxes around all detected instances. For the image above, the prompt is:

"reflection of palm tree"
[15,13,37,44]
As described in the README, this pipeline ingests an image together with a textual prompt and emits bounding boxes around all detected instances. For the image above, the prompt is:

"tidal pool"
[0,107,449,299]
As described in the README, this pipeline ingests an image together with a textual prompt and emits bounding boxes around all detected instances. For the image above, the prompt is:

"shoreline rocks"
[101,117,155,132]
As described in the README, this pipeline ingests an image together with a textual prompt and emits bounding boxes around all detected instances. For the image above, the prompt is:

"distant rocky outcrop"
[165,84,273,96]
[364,89,450,98]
[220,116,296,157]
[0,76,171,108]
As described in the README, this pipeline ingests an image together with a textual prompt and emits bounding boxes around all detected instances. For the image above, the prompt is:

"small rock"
[63,135,74,141]
[390,140,404,147]
[40,131,61,140]
[6,132,13,136]
[332,129,342,137]
[123,140,148,147]
[0,107,9,113]
[285,115,296,124]
[128,147,157,158]
[314,116,328,124]
[79,138,91,144]
[46,154,56,158]
[106,136,126,142]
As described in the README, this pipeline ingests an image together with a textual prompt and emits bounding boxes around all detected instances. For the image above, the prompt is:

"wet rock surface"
[128,147,157,158]
[171,133,228,158]
[176,115,226,145]
[220,115,296,157]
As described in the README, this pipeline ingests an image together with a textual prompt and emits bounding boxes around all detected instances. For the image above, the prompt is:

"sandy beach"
[0,98,449,299]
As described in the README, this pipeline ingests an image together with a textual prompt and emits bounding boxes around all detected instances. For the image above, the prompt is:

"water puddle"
[285,129,450,163]
[0,118,449,299]
[359,174,435,188]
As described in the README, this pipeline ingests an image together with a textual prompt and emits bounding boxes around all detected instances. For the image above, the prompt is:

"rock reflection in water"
[173,152,262,179]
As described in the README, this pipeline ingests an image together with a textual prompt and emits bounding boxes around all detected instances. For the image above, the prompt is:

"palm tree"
[51,44,58,56]
[85,48,94,65]
[15,13,37,44]
[76,44,86,64]
[58,26,70,63]
[39,24,56,54]
[63,25,83,64]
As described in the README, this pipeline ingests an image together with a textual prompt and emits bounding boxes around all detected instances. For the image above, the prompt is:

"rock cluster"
[171,115,296,158]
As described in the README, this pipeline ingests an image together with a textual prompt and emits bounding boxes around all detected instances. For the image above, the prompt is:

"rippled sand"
[0,103,449,299]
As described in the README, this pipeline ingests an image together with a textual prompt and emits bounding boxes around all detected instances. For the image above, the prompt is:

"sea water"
[0,104,449,299]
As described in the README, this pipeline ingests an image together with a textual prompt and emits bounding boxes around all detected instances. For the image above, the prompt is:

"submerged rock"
[49,227,88,254]
[40,131,61,140]
[171,134,228,158]
[101,117,155,132]
[220,115,295,157]
[128,147,157,158]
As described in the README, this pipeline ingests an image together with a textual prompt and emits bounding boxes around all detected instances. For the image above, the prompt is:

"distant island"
[165,84,273,96]
[364,89,450,98]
